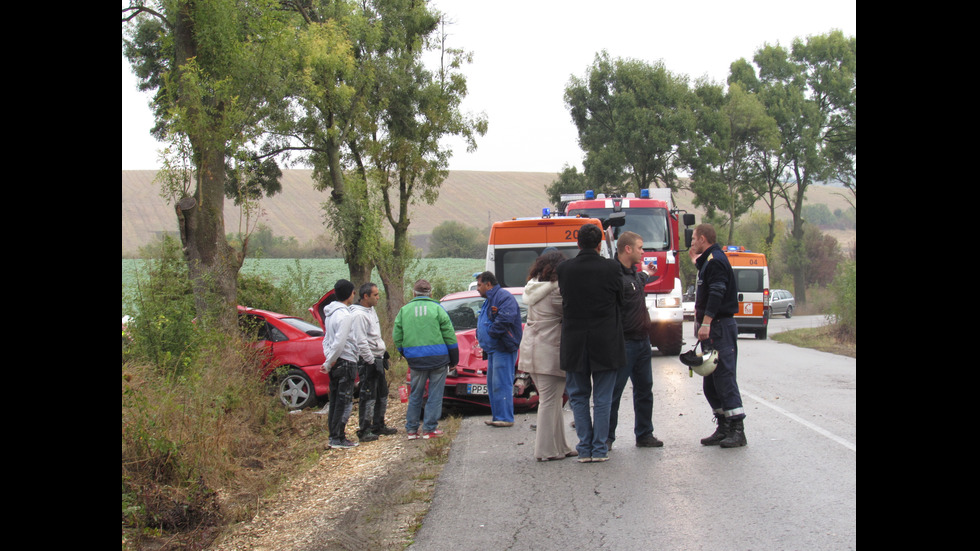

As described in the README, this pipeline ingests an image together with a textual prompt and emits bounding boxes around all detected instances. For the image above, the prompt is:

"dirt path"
[209,399,445,550]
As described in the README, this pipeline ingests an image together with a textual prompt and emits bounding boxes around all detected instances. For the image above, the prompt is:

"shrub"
[829,259,856,340]
[124,236,200,378]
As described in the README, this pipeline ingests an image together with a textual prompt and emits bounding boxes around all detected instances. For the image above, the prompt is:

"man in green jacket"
[393,279,459,440]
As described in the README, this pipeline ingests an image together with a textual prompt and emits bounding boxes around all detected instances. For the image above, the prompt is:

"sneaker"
[407,432,420,440]
[636,435,664,448]
[359,431,379,442]
[591,456,609,462]
[577,456,592,463]
[422,429,444,439]
[374,426,398,436]
[329,439,359,449]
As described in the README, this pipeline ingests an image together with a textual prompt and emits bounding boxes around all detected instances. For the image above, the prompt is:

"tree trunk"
[172,0,241,332]
[178,146,241,331]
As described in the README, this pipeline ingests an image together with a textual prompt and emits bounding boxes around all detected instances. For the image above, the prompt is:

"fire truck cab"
[562,189,694,356]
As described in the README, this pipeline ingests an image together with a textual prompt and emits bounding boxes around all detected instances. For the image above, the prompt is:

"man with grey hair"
[393,279,459,439]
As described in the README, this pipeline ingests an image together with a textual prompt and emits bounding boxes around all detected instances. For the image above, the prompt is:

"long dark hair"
[527,251,565,282]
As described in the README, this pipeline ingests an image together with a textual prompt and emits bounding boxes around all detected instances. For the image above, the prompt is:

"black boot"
[719,417,747,448]
[700,413,729,446]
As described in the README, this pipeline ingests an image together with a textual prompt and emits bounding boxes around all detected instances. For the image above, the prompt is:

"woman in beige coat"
[519,251,577,461]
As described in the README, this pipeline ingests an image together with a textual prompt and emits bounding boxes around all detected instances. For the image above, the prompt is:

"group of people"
[320,221,746,455]
[519,221,747,462]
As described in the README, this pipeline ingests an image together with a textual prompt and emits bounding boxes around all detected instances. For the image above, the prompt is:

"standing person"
[321,279,360,449]
[690,224,746,448]
[608,231,664,449]
[351,282,398,443]
[476,271,524,428]
[393,279,459,440]
[557,223,625,463]
[519,252,578,461]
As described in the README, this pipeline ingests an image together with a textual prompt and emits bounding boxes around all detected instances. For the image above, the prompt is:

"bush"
[123,236,200,378]
[829,259,856,340]
[428,221,485,258]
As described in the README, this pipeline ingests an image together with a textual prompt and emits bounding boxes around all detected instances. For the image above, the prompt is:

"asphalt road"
[408,316,856,550]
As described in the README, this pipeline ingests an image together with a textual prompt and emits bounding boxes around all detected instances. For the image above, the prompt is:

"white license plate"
[467,384,488,395]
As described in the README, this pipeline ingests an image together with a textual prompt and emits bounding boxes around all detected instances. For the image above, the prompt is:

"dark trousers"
[328,360,357,441]
[609,337,655,442]
[358,358,390,434]
[702,317,745,419]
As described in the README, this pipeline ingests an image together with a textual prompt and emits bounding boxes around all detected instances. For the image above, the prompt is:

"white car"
[769,289,796,318]
[682,286,695,320]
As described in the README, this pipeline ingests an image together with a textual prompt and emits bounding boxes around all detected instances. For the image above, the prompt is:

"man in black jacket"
[608,231,664,449]
[557,223,625,462]
[691,224,746,448]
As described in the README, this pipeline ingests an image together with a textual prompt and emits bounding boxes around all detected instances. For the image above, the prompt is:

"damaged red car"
[238,305,329,410]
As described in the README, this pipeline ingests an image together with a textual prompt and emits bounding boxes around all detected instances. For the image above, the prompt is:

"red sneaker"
[422,429,444,439]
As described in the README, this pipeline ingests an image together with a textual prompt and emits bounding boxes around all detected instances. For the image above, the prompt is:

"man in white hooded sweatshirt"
[321,279,360,449]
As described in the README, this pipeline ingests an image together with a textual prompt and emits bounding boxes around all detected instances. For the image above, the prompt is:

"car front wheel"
[278,369,316,410]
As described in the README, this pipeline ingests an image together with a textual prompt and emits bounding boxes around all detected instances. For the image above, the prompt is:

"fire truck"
[561,188,695,356]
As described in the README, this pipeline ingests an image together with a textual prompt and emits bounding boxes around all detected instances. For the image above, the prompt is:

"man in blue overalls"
[691,224,747,448]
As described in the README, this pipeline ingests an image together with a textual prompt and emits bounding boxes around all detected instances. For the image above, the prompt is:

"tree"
[688,80,779,244]
[268,0,378,285]
[370,13,487,321]
[546,164,588,210]
[122,0,293,329]
[429,221,484,258]
[564,51,696,196]
[732,30,856,304]
[269,1,485,325]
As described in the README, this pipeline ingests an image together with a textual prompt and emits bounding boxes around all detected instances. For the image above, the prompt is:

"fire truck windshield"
[566,207,670,250]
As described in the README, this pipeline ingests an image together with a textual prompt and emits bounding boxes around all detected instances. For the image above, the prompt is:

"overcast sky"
[121,0,856,173]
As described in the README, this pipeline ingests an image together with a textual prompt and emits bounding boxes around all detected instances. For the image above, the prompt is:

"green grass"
[771,325,855,358]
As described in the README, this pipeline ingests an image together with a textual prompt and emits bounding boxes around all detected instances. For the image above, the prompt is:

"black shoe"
[374,426,398,436]
[701,414,730,446]
[359,430,379,442]
[636,435,664,447]
[719,418,747,448]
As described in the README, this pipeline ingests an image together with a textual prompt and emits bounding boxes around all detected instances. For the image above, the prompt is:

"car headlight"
[656,297,681,308]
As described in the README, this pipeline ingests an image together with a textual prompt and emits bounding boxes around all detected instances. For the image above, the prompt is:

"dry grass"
[121,341,324,549]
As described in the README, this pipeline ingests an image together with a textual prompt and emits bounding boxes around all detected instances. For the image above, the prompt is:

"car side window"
[267,325,288,342]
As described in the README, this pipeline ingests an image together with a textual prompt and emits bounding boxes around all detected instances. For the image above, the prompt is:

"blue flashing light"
[640,188,650,198]
[542,207,550,217]
[585,190,595,199]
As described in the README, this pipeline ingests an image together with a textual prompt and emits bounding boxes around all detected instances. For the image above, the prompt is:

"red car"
[408,288,541,410]
[238,304,329,410]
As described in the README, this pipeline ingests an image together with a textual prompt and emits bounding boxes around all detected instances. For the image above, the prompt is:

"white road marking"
[742,389,856,452]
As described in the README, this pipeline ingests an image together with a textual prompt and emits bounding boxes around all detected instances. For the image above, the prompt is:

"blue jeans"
[487,350,517,423]
[702,317,744,419]
[609,337,655,443]
[406,366,448,434]
[565,368,617,459]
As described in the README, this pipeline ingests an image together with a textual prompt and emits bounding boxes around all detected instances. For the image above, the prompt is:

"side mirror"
[683,213,695,227]
[685,228,693,248]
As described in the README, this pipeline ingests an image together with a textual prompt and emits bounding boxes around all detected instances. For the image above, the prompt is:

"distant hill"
[122,170,855,255]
